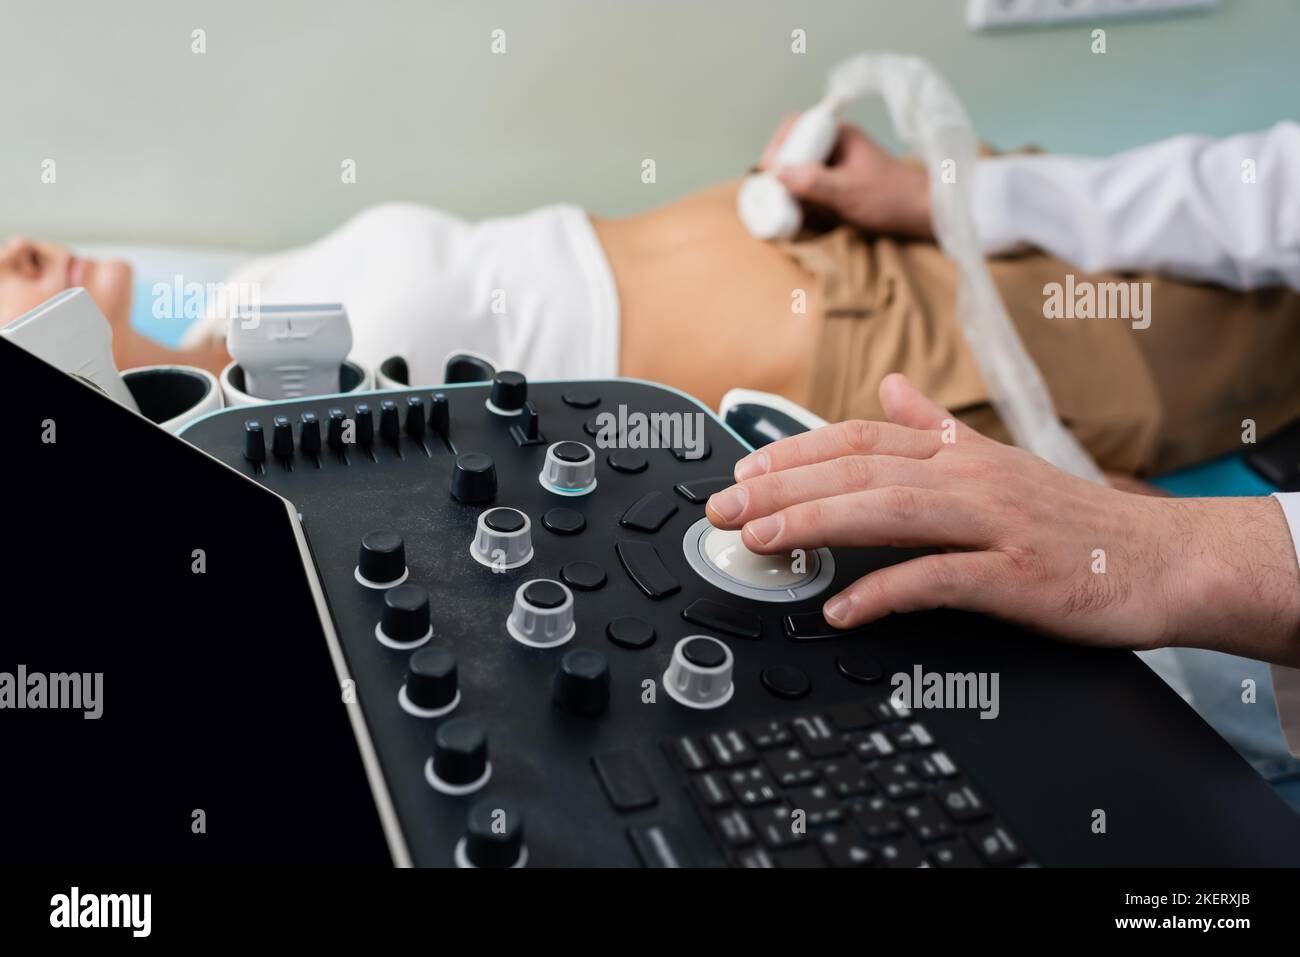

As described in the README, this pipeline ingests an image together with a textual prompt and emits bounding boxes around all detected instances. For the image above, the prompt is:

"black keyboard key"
[772,844,828,868]
[736,847,776,868]
[682,598,762,640]
[714,809,756,847]
[827,700,875,731]
[591,749,658,812]
[692,772,732,809]
[627,824,691,868]
[747,719,792,750]
[875,699,912,721]
[726,766,780,807]
[936,783,990,822]
[873,759,926,801]
[878,835,926,868]
[851,795,904,839]
[761,746,820,787]
[817,825,876,868]
[671,735,710,772]
[704,729,755,767]
[845,729,895,761]
[615,540,681,599]
[969,824,1026,866]
[900,796,953,842]
[787,783,845,826]
[888,722,935,751]
[913,750,959,780]
[753,805,805,849]
[822,759,874,798]
[791,714,845,757]
[674,476,734,504]
[620,491,679,533]
[930,840,982,868]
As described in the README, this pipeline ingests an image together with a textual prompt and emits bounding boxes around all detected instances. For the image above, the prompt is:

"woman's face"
[0,236,132,327]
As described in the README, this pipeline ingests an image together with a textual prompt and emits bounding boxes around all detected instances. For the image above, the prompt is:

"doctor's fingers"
[821,552,1010,629]
[738,486,997,555]
[733,419,943,482]
[707,454,940,529]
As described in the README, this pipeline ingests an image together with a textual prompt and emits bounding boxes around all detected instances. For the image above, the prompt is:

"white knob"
[663,635,735,709]
[507,579,576,648]
[538,441,597,496]
[470,507,533,570]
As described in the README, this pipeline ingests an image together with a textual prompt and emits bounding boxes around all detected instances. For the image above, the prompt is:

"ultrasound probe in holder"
[227,303,353,401]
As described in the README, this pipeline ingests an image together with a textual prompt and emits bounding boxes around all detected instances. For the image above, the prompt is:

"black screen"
[0,338,390,863]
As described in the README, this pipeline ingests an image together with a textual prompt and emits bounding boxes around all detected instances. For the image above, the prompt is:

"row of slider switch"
[244,393,451,462]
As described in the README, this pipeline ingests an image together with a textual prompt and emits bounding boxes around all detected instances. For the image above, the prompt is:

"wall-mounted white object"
[967,0,1218,31]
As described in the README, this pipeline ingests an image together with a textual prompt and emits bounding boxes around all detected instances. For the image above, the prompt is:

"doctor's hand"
[705,375,1300,667]
[758,116,934,240]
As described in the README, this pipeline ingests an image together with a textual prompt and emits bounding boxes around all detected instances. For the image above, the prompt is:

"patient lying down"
[3,120,1298,478]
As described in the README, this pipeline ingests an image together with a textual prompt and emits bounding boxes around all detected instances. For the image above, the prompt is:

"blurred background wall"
[1,0,1295,249]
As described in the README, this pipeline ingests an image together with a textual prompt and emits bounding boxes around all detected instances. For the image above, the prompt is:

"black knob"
[489,371,527,413]
[354,403,374,447]
[327,408,347,450]
[405,646,458,712]
[379,400,400,443]
[357,529,406,586]
[462,799,525,868]
[451,452,497,504]
[300,411,321,453]
[243,419,265,462]
[429,393,449,439]
[272,415,294,458]
[431,717,488,788]
[381,583,431,644]
[553,648,610,717]
[405,397,426,439]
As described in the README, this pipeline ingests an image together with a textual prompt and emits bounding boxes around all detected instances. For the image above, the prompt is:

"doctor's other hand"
[705,375,1300,668]
[758,116,934,240]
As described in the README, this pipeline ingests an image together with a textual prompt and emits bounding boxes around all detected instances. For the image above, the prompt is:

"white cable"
[739,52,1104,483]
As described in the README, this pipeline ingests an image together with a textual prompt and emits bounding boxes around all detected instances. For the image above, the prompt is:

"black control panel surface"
[181,377,1300,867]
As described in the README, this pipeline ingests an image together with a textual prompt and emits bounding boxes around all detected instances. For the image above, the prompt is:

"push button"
[619,491,678,533]
[615,540,680,599]
[541,507,585,535]
[761,665,811,700]
[606,617,656,650]
[682,598,762,640]
[562,388,601,409]
[608,450,647,474]
[560,560,606,591]
[674,476,734,504]
[783,612,871,641]
[592,749,658,811]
